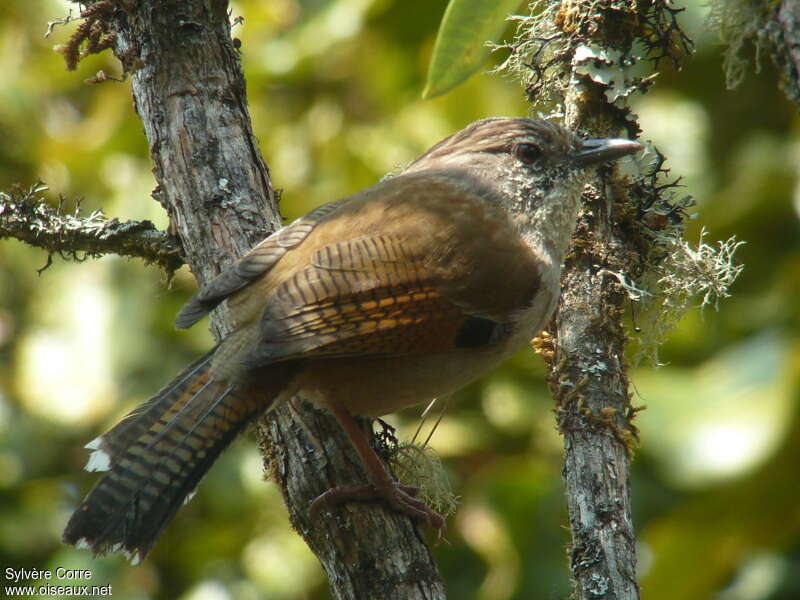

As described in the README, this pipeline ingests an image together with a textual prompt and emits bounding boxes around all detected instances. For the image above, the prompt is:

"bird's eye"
[513,142,542,164]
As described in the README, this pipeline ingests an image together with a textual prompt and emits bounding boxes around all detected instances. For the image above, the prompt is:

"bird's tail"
[63,349,286,563]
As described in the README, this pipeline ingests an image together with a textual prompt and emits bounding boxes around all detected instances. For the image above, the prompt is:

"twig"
[0,183,183,275]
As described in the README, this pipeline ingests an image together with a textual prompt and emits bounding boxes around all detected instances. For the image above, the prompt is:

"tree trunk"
[107,0,444,597]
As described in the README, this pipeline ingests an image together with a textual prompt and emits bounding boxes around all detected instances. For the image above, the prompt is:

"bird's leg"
[309,398,446,539]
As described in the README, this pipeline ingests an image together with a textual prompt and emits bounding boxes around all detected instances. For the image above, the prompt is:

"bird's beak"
[574,138,643,166]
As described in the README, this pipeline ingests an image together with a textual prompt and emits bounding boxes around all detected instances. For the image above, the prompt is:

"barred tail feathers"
[63,351,278,563]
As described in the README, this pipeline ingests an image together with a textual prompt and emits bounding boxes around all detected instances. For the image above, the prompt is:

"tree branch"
[707,0,800,105]
[773,0,800,106]
[79,0,444,597]
[0,183,183,273]
[506,2,695,598]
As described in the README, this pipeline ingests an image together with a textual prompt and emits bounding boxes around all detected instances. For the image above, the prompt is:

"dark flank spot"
[455,316,502,348]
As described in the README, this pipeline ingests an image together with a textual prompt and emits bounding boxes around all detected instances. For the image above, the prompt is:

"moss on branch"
[0,183,183,275]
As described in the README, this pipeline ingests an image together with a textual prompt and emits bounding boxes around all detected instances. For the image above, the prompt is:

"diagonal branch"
[0,183,183,273]
[68,0,445,597]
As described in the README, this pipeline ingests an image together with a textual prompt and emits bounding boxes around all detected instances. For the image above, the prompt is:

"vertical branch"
[551,150,641,599]
[85,0,443,597]
[506,2,694,598]
[551,191,641,600]
[707,0,800,106]
[556,80,642,600]
[774,0,800,105]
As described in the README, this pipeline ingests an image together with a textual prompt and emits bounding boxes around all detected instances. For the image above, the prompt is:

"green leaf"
[423,0,522,99]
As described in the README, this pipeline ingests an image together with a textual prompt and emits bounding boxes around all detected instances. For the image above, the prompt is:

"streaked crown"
[406,117,579,172]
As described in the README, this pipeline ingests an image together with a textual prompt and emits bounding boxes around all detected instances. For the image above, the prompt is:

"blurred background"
[1,1,798,599]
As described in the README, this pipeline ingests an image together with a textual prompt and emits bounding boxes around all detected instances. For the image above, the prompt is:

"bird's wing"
[240,174,544,366]
[174,201,344,329]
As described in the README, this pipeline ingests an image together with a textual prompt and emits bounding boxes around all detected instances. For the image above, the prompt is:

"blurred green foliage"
[1,1,798,599]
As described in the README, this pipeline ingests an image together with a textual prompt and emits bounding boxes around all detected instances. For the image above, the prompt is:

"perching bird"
[63,117,641,563]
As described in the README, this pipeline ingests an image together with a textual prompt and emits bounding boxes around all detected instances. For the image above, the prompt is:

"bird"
[62,117,641,563]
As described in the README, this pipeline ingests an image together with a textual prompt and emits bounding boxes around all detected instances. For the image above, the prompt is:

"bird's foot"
[309,480,446,541]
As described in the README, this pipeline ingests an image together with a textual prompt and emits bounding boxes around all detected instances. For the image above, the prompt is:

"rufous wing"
[178,171,544,365]
[244,221,540,366]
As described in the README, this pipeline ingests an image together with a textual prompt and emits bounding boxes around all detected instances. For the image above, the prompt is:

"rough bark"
[101,0,443,597]
[549,167,640,600]
[264,403,445,599]
[549,170,640,599]
[774,0,800,106]
[554,91,641,600]
[513,1,693,597]
[708,0,800,105]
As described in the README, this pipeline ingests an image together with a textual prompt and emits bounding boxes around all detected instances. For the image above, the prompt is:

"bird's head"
[405,117,642,256]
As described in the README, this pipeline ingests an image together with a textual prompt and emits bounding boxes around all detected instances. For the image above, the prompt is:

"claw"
[316,398,448,542]
[309,481,446,541]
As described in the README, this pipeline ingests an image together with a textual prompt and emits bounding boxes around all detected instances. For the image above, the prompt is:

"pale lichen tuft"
[631,228,745,366]
[389,443,459,518]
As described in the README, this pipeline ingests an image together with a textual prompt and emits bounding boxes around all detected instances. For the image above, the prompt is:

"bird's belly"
[288,346,515,417]
[284,284,558,417]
